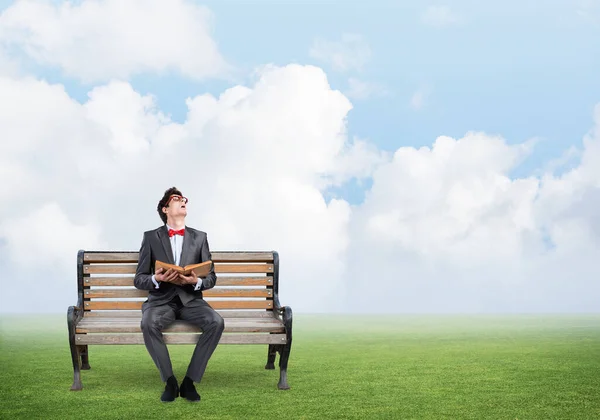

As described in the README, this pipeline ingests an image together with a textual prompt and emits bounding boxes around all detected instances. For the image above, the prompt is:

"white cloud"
[324,137,389,187]
[410,85,433,110]
[84,81,184,156]
[421,5,463,27]
[345,77,387,100]
[0,64,375,313]
[309,33,371,72]
[0,202,105,269]
[345,113,600,313]
[0,0,230,82]
[360,133,537,262]
[0,47,19,77]
[0,202,105,314]
[540,145,581,176]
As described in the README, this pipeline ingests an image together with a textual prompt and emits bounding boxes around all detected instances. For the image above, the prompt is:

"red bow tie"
[168,228,185,237]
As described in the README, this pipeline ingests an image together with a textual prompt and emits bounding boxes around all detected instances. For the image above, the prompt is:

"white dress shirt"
[151,224,202,291]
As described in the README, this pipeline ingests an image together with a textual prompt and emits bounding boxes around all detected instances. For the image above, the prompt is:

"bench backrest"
[77,250,279,315]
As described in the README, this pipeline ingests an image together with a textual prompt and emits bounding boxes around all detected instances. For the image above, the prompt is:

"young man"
[134,187,225,402]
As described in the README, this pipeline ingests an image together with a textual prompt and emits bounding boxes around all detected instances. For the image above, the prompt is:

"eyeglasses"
[167,195,188,205]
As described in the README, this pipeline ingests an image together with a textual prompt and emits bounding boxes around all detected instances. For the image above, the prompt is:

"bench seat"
[75,313,286,345]
[77,315,285,334]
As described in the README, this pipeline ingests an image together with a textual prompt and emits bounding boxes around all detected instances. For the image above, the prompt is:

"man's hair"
[157,186,183,224]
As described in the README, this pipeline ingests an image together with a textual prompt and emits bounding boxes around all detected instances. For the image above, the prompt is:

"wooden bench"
[67,250,293,391]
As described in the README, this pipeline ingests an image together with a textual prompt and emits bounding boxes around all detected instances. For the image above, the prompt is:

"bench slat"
[84,288,272,299]
[84,300,273,310]
[83,252,274,263]
[77,318,283,327]
[84,276,273,287]
[83,263,274,275]
[83,310,277,318]
[76,318,284,333]
[76,333,287,345]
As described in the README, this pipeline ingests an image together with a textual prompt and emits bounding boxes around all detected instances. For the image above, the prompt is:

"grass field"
[1,314,599,419]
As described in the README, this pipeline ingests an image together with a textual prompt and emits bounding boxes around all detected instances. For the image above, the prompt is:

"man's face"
[163,194,188,219]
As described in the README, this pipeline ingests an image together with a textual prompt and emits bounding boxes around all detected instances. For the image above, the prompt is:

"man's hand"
[175,272,199,286]
[155,267,179,283]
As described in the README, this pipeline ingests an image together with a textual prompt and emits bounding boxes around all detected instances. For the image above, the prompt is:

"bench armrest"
[67,305,84,328]
[275,305,293,346]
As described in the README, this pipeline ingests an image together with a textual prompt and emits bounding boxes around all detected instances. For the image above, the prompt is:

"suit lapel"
[179,227,194,267]
[157,226,175,264]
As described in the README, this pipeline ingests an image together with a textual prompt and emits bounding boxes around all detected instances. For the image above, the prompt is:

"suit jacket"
[134,225,217,308]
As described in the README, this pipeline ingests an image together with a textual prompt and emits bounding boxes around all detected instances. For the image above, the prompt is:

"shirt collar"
[165,224,186,234]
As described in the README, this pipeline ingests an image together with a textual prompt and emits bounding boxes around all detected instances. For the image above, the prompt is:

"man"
[134,187,225,402]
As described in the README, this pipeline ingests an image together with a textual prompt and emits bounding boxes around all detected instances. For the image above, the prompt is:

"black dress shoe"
[180,376,201,402]
[161,376,179,402]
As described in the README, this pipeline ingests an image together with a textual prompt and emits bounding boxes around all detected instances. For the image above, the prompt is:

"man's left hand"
[175,272,198,286]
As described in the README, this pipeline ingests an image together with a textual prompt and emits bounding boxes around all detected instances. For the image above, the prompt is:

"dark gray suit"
[134,225,224,382]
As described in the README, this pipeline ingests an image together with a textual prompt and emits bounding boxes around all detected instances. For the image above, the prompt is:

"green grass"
[1,314,599,419]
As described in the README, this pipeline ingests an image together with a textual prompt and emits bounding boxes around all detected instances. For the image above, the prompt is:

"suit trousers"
[141,295,225,382]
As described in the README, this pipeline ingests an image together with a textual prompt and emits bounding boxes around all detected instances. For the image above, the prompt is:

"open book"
[155,260,213,277]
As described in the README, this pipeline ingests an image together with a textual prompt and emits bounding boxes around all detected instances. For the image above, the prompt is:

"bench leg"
[67,306,83,391]
[81,345,91,370]
[265,344,277,370]
[277,306,293,390]
[277,344,290,390]
[70,345,83,391]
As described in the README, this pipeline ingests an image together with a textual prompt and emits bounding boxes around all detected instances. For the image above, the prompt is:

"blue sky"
[25,0,598,204]
[196,1,600,151]
[222,0,599,197]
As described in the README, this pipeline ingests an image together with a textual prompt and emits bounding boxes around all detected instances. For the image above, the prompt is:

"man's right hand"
[155,267,179,283]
